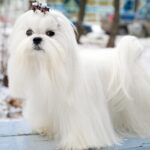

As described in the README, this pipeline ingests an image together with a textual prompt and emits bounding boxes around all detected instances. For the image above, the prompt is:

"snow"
[0,85,22,119]
[0,86,10,118]
[81,34,150,50]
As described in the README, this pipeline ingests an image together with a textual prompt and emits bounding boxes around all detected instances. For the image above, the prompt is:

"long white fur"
[8,10,150,149]
[108,37,150,136]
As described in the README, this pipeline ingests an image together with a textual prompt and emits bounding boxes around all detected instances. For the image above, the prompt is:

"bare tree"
[29,0,34,9]
[0,0,9,87]
[76,0,87,43]
[107,0,120,47]
[134,0,139,12]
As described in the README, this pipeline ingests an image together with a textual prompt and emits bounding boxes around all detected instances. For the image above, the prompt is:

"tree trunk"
[106,0,120,47]
[76,0,87,43]
[3,75,8,87]
[134,0,139,12]
[29,0,32,9]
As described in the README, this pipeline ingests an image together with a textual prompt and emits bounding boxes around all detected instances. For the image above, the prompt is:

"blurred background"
[0,0,150,119]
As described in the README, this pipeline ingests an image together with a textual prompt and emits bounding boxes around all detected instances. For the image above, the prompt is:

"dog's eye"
[26,29,33,36]
[46,30,55,37]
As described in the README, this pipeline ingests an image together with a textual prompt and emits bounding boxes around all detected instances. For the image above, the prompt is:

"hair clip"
[31,1,49,14]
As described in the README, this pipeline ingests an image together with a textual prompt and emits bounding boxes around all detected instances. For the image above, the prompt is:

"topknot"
[31,1,49,14]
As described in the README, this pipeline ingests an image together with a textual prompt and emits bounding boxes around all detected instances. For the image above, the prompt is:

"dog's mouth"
[33,45,44,51]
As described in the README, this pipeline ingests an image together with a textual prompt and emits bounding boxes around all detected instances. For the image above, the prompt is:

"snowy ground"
[0,85,22,119]
[0,33,150,119]
[81,33,150,50]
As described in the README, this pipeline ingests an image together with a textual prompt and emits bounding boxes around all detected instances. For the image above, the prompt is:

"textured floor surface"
[0,119,150,150]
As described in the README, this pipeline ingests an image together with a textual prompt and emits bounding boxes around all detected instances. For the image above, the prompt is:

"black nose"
[33,37,42,45]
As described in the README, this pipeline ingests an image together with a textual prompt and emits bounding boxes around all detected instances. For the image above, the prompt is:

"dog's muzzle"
[33,37,43,51]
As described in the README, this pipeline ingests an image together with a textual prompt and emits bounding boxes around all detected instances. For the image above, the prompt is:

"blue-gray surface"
[0,120,150,150]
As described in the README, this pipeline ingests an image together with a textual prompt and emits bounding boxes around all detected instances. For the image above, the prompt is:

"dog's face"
[9,10,77,70]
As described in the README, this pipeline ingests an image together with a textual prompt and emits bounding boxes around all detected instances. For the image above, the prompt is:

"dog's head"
[9,10,77,70]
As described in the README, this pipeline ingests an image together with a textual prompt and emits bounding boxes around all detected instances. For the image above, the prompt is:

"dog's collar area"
[31,1,49,14]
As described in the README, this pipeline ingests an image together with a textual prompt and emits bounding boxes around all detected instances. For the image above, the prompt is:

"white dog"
[8,8,150,150]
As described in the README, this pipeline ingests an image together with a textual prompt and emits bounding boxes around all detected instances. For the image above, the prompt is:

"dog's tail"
[109,36,150,137]
[116,36,143,99]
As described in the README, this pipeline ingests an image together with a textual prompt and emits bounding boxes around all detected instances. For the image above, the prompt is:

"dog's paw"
[32,128,48,136]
